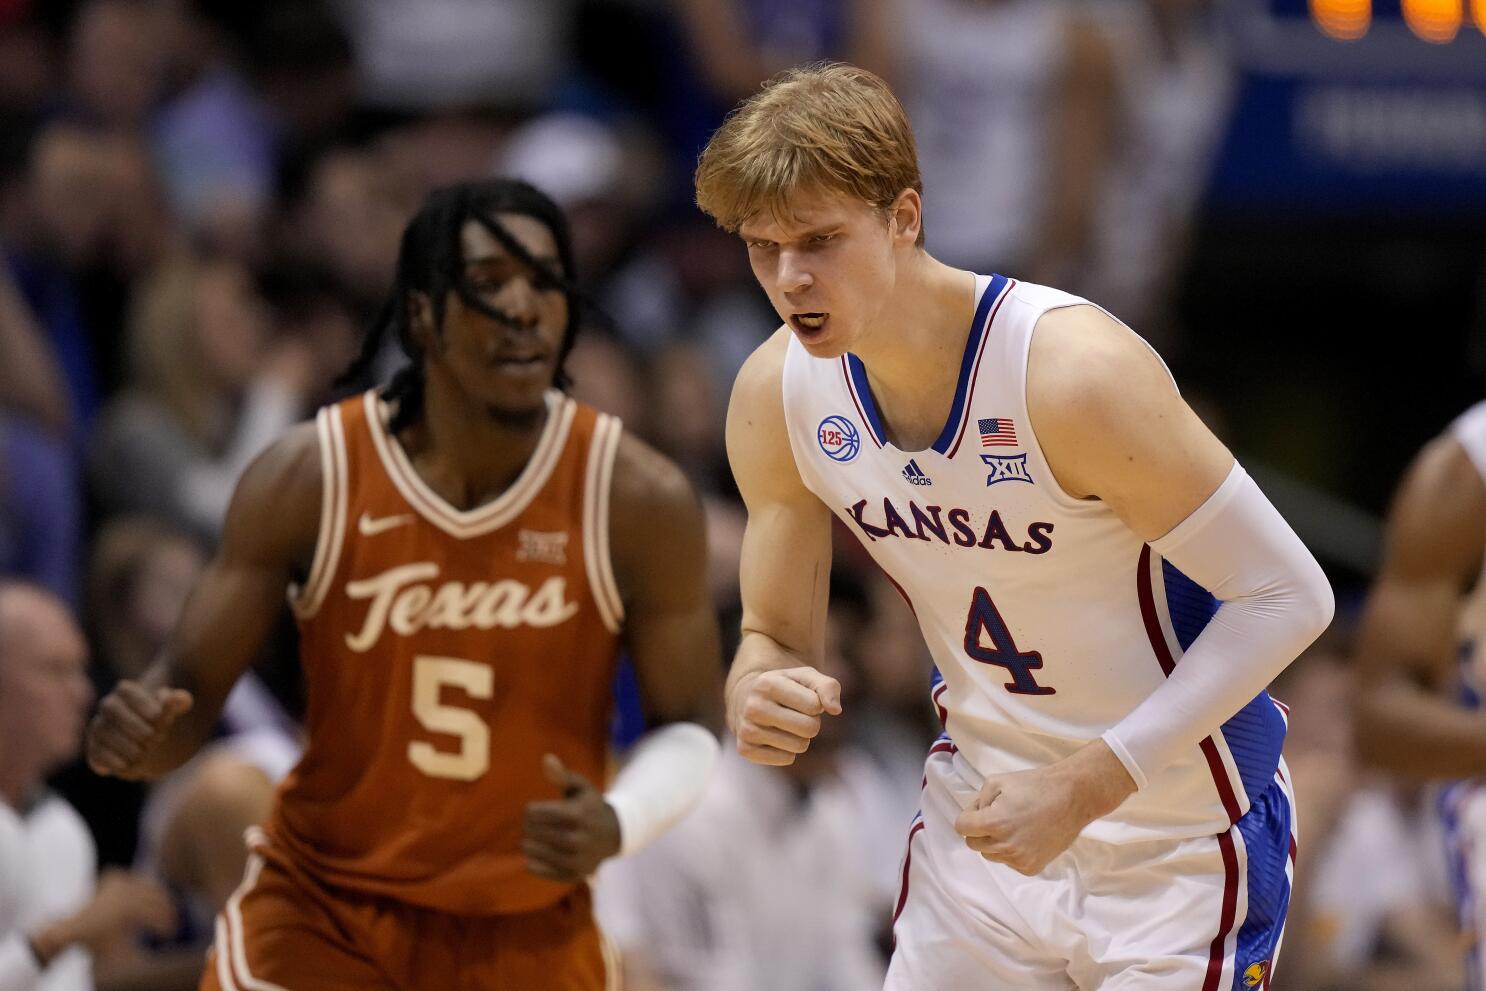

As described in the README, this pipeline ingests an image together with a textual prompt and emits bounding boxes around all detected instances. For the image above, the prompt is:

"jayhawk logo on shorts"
[1242,961,1268,986]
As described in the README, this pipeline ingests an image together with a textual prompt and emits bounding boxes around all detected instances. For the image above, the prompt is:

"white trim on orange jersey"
[364,390,576,540]
[583,413,625,634]
[288,404,349,619]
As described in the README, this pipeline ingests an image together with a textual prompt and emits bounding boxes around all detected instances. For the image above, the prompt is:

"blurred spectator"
[604,218,772,373]
[86,517,206,684]
[565,333,647,432]
[595,595,905,991]
[281,145,421,322]
[62,0,177,131]
[0,262,69,437]
[79,130,179,391]
[156,0,355,252]
[0,118,110,432]
[849,570,939,799]
[0,4,58,114]
[0,260,80,604]
[702,495,747,656]
[380,113,506,197]
[498,111,660,288]
[90,253,313,538]
[333,0,575,111]
[900,0,1116,283]
[647,341,729,494]
[1271,649,1462,990]
[0,581,175,990]
[673,0,896,105]
[1078,0,1236,349]
[93,514,298,919]
[257,261,360,409]
[0,416,81,607]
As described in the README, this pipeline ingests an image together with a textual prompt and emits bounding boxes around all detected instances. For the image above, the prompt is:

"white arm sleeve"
[604,722,719,856]
[1101,464,1335,790]
[0,937,41,991]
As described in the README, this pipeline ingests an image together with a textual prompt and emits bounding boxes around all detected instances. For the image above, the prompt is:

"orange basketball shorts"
[200,829,615,991]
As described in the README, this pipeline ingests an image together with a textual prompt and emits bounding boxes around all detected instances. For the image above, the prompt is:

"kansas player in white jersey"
[696,64,1335,988]
[1354,401,1486,986]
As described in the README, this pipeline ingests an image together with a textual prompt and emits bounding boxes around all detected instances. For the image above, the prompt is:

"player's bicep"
[609,437,724,732]
[1029,306,1233,540]
[724,329,833,659]
[1355,573,1462,691]
[164,426,321,705]
[736,498,833,661]
[1355,436,1486,690]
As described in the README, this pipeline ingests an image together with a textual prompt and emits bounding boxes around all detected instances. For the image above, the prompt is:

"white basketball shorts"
[885,745,1297,990]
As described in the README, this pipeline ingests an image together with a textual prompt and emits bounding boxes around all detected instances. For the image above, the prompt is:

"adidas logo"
[902,459,932,486]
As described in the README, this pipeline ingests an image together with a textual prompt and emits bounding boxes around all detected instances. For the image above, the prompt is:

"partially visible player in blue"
[700,64,1335,989]
[1354,401,1486,987]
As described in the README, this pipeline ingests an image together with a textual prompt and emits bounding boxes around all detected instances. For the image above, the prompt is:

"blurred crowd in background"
[0,0,1482,989]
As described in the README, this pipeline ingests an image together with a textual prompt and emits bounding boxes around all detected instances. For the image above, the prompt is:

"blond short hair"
[694,63,924,246]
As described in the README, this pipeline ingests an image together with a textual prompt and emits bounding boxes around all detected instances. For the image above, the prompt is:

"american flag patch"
[978,418,1018,447]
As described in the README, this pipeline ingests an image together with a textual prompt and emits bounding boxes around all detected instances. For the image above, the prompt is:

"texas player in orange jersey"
[84,179,725,991]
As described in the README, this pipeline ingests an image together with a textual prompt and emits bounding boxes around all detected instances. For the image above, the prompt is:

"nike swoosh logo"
[358,512,414,536]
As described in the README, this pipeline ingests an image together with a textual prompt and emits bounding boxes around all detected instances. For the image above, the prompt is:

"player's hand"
[75,869,177,947]
[953,741,1137,876]
[522,754,622,883]
[730,666,842,766]
[86,681,194,780]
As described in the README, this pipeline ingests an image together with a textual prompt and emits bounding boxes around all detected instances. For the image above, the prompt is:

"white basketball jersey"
[1451,401,1486,705]
[781,274,1287,843]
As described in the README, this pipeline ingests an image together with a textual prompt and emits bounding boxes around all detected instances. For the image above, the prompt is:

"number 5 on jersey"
[408,655,494,780]
[963,587,1055,695]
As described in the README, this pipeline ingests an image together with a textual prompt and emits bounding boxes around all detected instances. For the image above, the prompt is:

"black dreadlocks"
[338,178,592,434]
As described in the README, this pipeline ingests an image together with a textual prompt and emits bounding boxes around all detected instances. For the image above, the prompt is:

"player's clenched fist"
[86,681,194,780]
[729,666,842,766]
[522,754,622,883]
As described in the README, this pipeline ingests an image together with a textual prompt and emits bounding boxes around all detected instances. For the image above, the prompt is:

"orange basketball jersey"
[264,389,625,915]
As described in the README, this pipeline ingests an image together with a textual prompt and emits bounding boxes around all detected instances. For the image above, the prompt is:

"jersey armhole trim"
[1019,298,1178,514]
[288,405,349,619]
[1450,404,1486,485]
[584,414,625,634]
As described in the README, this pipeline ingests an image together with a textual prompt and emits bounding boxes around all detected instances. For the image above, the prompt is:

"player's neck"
[398,372,549,511]
[850,256,979,447]
[0,749,39,811]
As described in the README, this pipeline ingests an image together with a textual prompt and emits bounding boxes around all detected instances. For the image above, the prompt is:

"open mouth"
[790,313,829,334]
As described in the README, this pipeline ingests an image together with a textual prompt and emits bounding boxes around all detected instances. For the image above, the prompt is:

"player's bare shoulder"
[725,326,808,504]
[1382,429,1486,580]
[1027,305,1176,424]
[219,418,323,575]
[607,429,708,605]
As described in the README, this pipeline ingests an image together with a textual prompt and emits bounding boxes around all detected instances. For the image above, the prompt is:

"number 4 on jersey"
[963,587,1055,695]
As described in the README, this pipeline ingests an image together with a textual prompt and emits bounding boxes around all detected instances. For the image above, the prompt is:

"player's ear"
[887,188,922,248]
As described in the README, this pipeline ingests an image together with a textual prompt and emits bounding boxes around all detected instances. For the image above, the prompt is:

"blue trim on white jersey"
[1162,561,1287,808]
[1439,782,1482,990]
[1232,776,1294,988]
[1459,639,1481,710]
[843,274,1005,455]
[1444,641,1483,989]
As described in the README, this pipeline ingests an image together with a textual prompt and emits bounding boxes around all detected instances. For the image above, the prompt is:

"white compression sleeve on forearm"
[604,722,719,856]
[1101,463,1335,790]
[0,935,42,991]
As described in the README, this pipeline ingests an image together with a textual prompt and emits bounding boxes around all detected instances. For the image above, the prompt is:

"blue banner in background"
[1208,0,1486,211]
